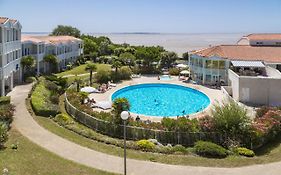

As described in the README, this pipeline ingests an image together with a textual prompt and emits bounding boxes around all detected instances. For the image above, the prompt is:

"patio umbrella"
[180,70,190,75]
[176,64,188,68]
[80,86,99,93]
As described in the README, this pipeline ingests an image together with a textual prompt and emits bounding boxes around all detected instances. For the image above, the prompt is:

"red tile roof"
[0,17,18,24]
[193,45,281,63]
[21,35,81,44]
[246,33,281,41]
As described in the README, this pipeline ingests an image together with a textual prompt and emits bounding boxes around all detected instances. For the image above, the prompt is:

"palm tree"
[112,59,122,73]
[85,63,97,86]
[74,75,82,92]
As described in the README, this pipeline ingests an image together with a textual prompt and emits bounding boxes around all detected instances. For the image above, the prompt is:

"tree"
[112,98,130,124]
[160,51,178,68]
[85,63,97,86]
[78,92,89,104]
[74,76,82,92]
[112,59,122,73]
[43,54,58,73]
[135,46,162,69]
[98,40,113,56]
[182,52,189,61]
[119,52,136,68]
[20,56,35,78]
[83,38,98,55]
[50,25,81,38]
[114,47,126,56]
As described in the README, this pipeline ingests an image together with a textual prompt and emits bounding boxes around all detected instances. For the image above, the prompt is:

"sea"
[23,32,245,56]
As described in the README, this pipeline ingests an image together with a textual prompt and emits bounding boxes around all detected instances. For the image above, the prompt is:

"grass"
[0,129,117,175]
[27,96,281,168]
[55,62,111,77]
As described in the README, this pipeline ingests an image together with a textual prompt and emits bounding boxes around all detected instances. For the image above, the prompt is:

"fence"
[64,93,232,146]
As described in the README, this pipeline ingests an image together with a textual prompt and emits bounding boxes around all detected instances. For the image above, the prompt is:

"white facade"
[21,35,83,75]
[189,55,229,85]
[0,17,22,96]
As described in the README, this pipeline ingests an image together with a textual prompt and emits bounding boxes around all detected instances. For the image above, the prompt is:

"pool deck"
[89,75,226,122]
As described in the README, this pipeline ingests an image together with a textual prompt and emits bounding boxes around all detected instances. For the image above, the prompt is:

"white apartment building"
[21,35,83,75]
[0,17,22,96]
[189,34,281,86]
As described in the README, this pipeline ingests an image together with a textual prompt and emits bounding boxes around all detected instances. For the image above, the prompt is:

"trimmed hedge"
[136,139,156,151]
[194,141,228,158]
[236,147,255,157]
[31,78,59,117]
[0,96,10,105]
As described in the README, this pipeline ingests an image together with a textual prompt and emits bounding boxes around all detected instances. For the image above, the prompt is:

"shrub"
[169,68,180,75]
[54,113,74,125]
[95,68,111,84]
[212,101,251,143]
[118,66,132,80]
[25,76,36,83]
[0,96,10,105]
[31,78,59,117]
[0,104,14,125]
[236,147,255,157]
[172,144,188,154]
[112,98,130,124]
[194,141,228,158]
[136,139,155,151]
[0,122,8,148]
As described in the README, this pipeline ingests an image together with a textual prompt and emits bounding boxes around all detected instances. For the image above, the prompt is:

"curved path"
[8,84,281,175]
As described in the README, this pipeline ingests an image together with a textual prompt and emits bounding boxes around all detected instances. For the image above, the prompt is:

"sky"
[0,0,281,33]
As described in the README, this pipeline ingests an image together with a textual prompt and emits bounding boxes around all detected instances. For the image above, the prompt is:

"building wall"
[228,69,281,106]
[0,19,22,96]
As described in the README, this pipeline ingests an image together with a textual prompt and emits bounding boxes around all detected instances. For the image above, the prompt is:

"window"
[276,42,281,45]
[256,42,263,45]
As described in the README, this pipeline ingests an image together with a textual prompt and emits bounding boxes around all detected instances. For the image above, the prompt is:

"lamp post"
[121,111,129,175]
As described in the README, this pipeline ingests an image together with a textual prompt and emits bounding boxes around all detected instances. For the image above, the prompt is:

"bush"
[95,68,111,84]
[54,113,74,125]
[194,141,228,158]
[0,122,8,148]
[0,104,14,125]
[25,76,36,83]
[31,78,59,117]
[236,147,255,157]
[172,144,188,154]
[136,139,155,151]
[0,96,10,105]
[212,101,251,143]
[118,66,132,80]
[169,68,180,75]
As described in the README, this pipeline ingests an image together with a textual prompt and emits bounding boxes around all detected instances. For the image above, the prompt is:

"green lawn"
[55,63,111,77]
[0,129,117,175]
[29,96,281,167]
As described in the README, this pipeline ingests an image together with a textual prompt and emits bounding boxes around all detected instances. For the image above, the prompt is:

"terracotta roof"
[246,33,281,41]
[0,17,8,24]
[0,17,18,24]
[193,45,281,63]
[21,35,81,44]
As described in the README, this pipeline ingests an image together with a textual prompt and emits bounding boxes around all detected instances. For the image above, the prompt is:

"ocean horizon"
[22,32,245,56]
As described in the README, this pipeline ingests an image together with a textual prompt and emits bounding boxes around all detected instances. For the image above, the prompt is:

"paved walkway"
[8,84,281,175]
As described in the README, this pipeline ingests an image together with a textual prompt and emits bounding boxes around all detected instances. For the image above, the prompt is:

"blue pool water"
[111,83,210,117]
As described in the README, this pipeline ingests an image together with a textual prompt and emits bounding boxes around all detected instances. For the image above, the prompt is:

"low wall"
[64,93,228,146]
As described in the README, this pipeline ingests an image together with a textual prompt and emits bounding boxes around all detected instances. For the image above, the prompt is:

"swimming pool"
[160,75,173,80]
[111,83,210,117]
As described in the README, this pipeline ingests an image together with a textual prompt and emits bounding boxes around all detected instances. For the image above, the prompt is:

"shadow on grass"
[255,134,281,156]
